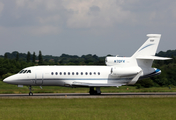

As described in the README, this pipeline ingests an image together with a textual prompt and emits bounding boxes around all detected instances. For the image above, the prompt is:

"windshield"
[18,69,32,74]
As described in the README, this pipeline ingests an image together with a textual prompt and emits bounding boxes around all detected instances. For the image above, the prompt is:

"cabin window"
[64,72,66,75]
[85,72,88,75]
[76,72,79,75]
[72,72,74,75]
[60,72,62,75]
[81,72,83,75]
[98,72,100,75]
[68,72,70,75]
[94,72,96,75]
[90,72,92,75]
[114,60,116,63]
[51,72,54,75]
[55,72,58,75]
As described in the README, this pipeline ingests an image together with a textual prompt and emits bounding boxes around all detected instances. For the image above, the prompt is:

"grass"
[1,80,176,94]
[0,98,176,120]
[1,81,176,120]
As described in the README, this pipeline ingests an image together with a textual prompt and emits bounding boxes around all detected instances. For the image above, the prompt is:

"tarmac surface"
[0,92,176,98]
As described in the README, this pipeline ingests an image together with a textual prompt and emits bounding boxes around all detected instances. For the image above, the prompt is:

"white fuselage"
[3,65,159,87]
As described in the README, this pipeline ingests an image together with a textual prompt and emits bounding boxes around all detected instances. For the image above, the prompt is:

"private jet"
[3,34,171,95]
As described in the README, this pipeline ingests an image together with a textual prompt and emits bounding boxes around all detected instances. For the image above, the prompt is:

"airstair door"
[35,72,43,85]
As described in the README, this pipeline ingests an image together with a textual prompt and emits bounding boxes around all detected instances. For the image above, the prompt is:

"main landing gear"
[89,87,101,95]
[29,85,33,96]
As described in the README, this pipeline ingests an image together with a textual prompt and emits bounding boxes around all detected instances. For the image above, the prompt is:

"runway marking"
[0,93,176,99]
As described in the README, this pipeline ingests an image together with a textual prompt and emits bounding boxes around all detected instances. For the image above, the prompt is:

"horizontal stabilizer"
[136,55,172,60]
[72,82,124,87]
[128,70,142,85]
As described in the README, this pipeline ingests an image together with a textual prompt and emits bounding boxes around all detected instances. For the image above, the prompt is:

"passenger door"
[35,72,43,85]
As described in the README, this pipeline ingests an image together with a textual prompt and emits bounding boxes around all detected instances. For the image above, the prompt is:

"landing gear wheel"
[89,87,101,95]
[29,92,33,96]
[89,87,95,95]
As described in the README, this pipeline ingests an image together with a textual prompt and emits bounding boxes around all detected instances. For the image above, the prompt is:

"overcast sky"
[0,0,175,57]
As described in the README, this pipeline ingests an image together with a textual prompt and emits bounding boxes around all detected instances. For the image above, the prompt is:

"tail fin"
[132,34,161,58]
[131,34,171,68]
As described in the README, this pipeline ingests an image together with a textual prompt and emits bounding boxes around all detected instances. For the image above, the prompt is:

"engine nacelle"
[111,67,141,77]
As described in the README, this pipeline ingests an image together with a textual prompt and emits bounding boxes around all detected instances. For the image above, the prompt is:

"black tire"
[29,92,33,96]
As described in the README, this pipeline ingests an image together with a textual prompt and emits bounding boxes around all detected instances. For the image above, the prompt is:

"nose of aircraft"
[3,75,18,84]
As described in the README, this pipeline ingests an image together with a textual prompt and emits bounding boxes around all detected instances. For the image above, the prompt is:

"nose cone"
[3,75,18,84]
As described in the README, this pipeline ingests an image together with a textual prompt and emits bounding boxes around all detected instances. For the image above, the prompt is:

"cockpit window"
[19,69,31,74]
[27,70,31,73]
[23,70,28,73]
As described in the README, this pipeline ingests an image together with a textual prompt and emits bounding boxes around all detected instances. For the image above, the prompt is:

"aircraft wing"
[72,71,142,87]
[128,70,142,85]
[72,82,124,87]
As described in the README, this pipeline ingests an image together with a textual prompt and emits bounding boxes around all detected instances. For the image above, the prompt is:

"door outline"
[35,73,43,85]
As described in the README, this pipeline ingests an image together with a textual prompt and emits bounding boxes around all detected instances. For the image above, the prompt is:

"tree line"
[3,51,43,64]
[1,51,105,65]
[1,49,176,88]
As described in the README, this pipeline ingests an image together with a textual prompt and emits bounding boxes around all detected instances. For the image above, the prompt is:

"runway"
[1,92,176,98]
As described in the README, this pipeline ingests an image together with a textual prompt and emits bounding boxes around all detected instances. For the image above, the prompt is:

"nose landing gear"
[89,87,101,95]
[28,85,33,96]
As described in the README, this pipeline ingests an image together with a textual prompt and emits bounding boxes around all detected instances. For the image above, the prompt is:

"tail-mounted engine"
[110,67,141,77]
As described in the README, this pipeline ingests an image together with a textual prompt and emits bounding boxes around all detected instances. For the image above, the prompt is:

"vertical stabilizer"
[132,34,161,58]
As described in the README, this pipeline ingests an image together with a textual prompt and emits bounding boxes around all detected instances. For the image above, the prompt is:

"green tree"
[32,52,36,63]
[38,51,43,65]
[16,52,19,61]
[1,73,14,81]
[4,53,7,59]
[27,51,31,63]
[136,78,154,88]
